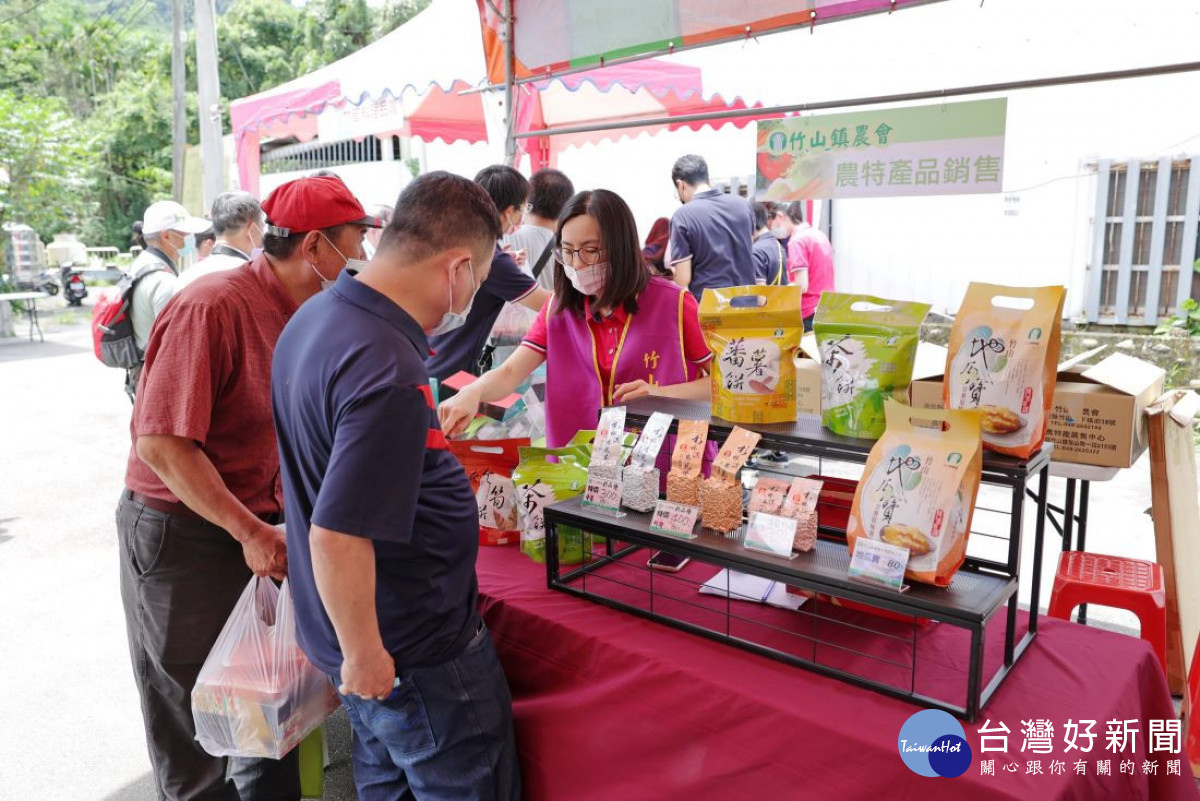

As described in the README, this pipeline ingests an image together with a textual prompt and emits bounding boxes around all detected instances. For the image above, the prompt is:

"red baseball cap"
[261,175,382,236]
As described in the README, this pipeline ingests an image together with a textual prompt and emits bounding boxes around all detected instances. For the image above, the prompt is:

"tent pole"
[503,0,518,166]
[513,59,1200,140]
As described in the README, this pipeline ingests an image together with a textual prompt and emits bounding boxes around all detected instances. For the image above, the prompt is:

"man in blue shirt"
[272,172,520,800]
[426,165,551,381]
[750,201,788,286]
[667,154,756,298]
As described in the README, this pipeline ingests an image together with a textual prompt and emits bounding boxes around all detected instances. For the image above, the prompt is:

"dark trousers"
[117,493,300,801]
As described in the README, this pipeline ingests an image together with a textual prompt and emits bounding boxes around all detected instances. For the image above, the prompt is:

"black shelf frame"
[541,396,1051,721]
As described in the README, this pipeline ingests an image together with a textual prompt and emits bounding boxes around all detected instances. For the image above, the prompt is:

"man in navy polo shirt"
[667,154,756,298]
[425,165,551,381]
[272,172,520,800]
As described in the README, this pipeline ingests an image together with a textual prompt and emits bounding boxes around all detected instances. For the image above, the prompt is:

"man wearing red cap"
[116,174,380,801]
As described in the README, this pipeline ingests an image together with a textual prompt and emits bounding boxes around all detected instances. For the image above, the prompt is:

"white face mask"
[249,225,263,259]
[430,261,478,336]
[318,232,369,290]
[770,223,788,239]
[564,262,607,297]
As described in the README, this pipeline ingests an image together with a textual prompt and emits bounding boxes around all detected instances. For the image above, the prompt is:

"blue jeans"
[334,621,520,801]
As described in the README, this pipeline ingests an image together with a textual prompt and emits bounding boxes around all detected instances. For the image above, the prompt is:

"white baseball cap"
[142,201,211,236]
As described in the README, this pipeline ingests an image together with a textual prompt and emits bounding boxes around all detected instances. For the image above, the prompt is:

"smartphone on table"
[647,551,690,573]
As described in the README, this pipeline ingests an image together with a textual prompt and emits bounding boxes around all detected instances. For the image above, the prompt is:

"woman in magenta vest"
[440,189,712,447]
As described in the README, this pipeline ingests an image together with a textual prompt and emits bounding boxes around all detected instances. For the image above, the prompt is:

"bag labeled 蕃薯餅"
[814,293,930,439]
[944,283,1065,459]
[448,438,529,546]
[700,285,803,424]
[848,401,983,587]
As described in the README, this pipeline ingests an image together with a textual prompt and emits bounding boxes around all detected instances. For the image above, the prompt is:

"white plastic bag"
[192,577,338,759]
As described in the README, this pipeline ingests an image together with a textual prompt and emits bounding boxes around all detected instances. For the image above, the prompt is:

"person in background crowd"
[503,168,575,289]
[363,203,393,258]
[751,201,788,286]
[131,220,148,251]
[176,191,264,292]
[123,201,211,401]
[195,226,216,261]
[272,171,520,801]
[667,154,755,298]
[439,188,712,448]
[641,216,671,278]
[115,175,379,801]
[772,201,834,330]
[425,165,551,381]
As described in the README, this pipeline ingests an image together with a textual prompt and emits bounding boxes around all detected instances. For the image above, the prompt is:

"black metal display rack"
[542,396,1052,721]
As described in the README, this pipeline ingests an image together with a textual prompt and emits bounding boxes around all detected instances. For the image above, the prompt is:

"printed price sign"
[583,476,623,512]
[743,511,798,559]
[848,538,911,590]
[649,500,700,539]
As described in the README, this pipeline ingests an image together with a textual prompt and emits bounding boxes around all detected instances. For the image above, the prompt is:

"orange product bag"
[449,438,529,546]
[944,283,1066,459]
[848,401,983,587]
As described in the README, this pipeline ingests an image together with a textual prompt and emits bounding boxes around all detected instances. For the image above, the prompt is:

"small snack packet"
[512,447,591,564]
[780,477,823,552]
[848,401,983,587]
[699,427,762,532]
[945,283,1066,459]
[814,293,931,439]
[666,419,709,506]
[622,412,673,512]
[700,285,804,424]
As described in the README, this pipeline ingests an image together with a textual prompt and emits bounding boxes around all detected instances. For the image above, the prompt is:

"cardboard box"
[911,351,1166,468]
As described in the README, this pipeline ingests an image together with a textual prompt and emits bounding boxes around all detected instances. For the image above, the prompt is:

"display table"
[476,545,1197,801]
[0,291,49,342]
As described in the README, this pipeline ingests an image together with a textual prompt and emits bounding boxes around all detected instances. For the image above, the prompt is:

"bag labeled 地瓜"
[848,401,983,587]
[944,283,1065,459]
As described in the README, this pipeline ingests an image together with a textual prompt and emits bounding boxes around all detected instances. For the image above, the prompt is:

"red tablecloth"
[476,545,1198,800]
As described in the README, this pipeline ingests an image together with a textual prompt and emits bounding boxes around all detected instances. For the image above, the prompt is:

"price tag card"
[848,538,911,591]
[649,500,700,539]
[583,476,625,516]
[743,511,798,559]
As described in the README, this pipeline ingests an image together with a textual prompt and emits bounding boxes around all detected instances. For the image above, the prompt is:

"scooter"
[36,270,59,296]
[61,264,87,306]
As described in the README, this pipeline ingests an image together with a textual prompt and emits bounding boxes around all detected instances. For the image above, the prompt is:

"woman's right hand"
[438,387,481,439]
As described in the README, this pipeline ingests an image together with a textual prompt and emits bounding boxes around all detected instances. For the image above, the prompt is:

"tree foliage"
[0,0,429,248]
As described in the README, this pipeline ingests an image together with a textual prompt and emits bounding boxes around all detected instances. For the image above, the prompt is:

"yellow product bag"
[700,285,803,424]
[944,283,1066,459]
[848,402,983,587]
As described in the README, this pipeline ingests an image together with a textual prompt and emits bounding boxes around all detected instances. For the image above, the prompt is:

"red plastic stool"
[1047,551,1167,672]
[1187,633,1199,777]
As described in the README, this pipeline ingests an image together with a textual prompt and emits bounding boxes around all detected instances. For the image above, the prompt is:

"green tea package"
[512,446,592,565]
[814,293,931,439]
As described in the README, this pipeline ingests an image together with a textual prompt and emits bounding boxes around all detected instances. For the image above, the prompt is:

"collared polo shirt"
[788,224,835,318]
[272,269,480,674]
[667,188,756,299]
[752,231,788,286]
[425,247,537,381]
[125,254,296,514]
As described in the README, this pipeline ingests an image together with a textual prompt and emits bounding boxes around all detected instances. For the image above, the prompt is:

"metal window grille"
[260,135,397,175]
[1086,156,1200,324]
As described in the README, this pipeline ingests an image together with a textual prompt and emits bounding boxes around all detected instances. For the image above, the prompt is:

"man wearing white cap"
[123,200,211,399]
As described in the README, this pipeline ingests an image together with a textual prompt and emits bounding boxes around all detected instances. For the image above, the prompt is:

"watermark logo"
[898,709,973,778]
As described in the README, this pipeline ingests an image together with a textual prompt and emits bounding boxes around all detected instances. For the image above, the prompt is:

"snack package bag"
[848,401,983,587]
[512,446,591,565]
[748,476,791,515]
[781,477,823,552]
[945,283,1066,459]
[448,439,529,546]
[814,293,931,439]
[666,419,709,506]
[192,578,338,759]
[700,285,803,424]
[699,428,762,532]
[622,412,674,512]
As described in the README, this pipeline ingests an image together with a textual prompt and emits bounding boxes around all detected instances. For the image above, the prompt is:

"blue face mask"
[179,233,197,260]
